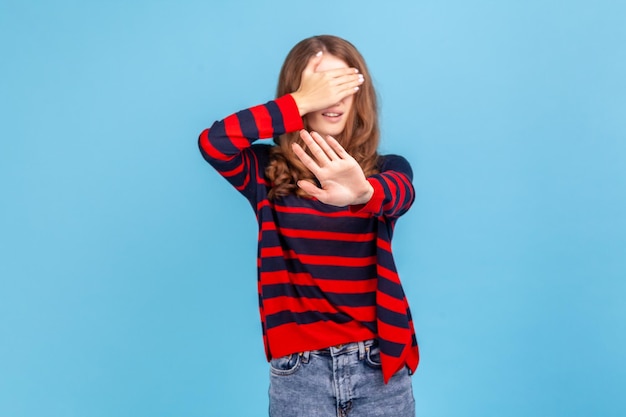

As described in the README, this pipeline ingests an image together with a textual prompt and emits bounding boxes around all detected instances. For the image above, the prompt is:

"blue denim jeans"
[269,340,415,417]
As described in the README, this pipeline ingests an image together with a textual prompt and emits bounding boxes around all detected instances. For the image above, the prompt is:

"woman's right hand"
[291,52,365,116]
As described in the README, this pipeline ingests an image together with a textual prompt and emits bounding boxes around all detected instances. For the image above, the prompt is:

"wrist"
[290,92,309,116]
[354,181,374,205]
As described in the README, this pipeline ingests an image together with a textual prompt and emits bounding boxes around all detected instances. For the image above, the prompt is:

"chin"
[326,129,345,137]
[313,125,347,137]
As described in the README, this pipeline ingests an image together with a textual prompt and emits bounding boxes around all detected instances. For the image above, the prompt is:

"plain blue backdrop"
[1,1,625,416]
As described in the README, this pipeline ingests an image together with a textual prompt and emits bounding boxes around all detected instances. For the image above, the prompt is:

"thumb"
[297,179,323,198]
[303,51,323,75]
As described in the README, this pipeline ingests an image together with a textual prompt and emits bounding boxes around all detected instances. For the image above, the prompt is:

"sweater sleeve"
[198,94,304,200]
[350,154,415,218]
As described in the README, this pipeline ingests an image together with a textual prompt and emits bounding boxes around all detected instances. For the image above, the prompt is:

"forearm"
[198,94,303,163]
[350,156,415,218]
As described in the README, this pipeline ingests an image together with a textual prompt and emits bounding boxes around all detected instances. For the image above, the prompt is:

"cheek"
[304,113,318,128]
[307,111,327,126]
[343,96,355,116]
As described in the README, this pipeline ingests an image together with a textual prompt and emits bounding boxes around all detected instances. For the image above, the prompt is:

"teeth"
[323,113,340,117]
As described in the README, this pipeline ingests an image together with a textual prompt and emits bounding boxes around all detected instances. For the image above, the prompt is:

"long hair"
[266,35,380,199]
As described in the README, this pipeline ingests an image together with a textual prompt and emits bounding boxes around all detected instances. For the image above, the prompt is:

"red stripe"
[263,297,375,322]
[380,353,407,384]
[406,344,420,372]
[257,200,271,211]
[377,237,392,252]
[259,271,376,294]
[249,104,274,138]
[275,94,304,132]
[198,129,231,161]
[267,321,375,359]
[223,114,249,150]
[377,291,407,314]
[315,278,376,294]
[394,171,411,210]
[274,204,370,219]
[285,250,376,267]
[260,221,277,230]
[359,178,384,214]
[391,172,407,212]
[382,174,398,213]
[395,171,414,213]
[260,271,306,285]
[377,320,410,345]
[233,152,251,191]
[263,299,376,325]
[261,246,284,258]
[279,227,376,242]
[252,152,264,185]
[263,295,341,316]
[378,264,399,282]
[344,305,376,322]
[220,161,245,178]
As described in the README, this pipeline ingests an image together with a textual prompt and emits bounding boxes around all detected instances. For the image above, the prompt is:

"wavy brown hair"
[266,35,380,199]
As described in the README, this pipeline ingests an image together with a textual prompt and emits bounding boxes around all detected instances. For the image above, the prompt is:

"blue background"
[1,1,625,416]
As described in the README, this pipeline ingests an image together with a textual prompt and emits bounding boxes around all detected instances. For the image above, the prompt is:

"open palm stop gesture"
[292,130,374,207]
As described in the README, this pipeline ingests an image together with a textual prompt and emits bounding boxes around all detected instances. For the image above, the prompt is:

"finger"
[303,51,324,75]
[338,80,363,98]
[322,67,360,78]
[324,135,350,159]
[292,142,321,174]
[300,129,331,166]
[328,74,364,103]
[334,72,364,84]
[330,83,361,105]
[297,179,324,199]
[333,72,365,88]
[310,131,339,160]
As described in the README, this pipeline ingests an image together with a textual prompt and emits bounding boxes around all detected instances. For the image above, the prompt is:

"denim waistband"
[300,339,377,362]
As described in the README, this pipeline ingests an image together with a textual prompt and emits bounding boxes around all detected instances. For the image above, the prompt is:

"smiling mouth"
[322,112,342,117]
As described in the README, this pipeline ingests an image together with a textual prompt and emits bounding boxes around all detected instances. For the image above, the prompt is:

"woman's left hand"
[292,130,374,207]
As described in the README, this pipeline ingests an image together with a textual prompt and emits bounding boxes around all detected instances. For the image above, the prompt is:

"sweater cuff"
[275,94,304,133]
[349,178,384,215]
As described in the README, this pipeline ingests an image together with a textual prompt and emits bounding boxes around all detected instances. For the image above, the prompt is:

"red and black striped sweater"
[198,94,419,382]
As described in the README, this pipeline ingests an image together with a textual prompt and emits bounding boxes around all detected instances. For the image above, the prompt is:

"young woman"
[199,35,419,417]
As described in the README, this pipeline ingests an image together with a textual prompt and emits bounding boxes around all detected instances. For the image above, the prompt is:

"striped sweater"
[198,94,419,382]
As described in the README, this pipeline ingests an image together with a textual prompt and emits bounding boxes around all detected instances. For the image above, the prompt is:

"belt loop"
[358,341,366,361]
[301,350,310,364]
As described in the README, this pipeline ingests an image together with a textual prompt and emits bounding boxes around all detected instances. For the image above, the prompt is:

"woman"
[199,35,419,417]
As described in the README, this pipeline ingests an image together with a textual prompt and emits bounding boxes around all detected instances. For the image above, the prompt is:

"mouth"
[322,111,343,119]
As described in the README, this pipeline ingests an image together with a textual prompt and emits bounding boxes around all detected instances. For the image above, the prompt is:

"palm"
[292,130,373,207]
